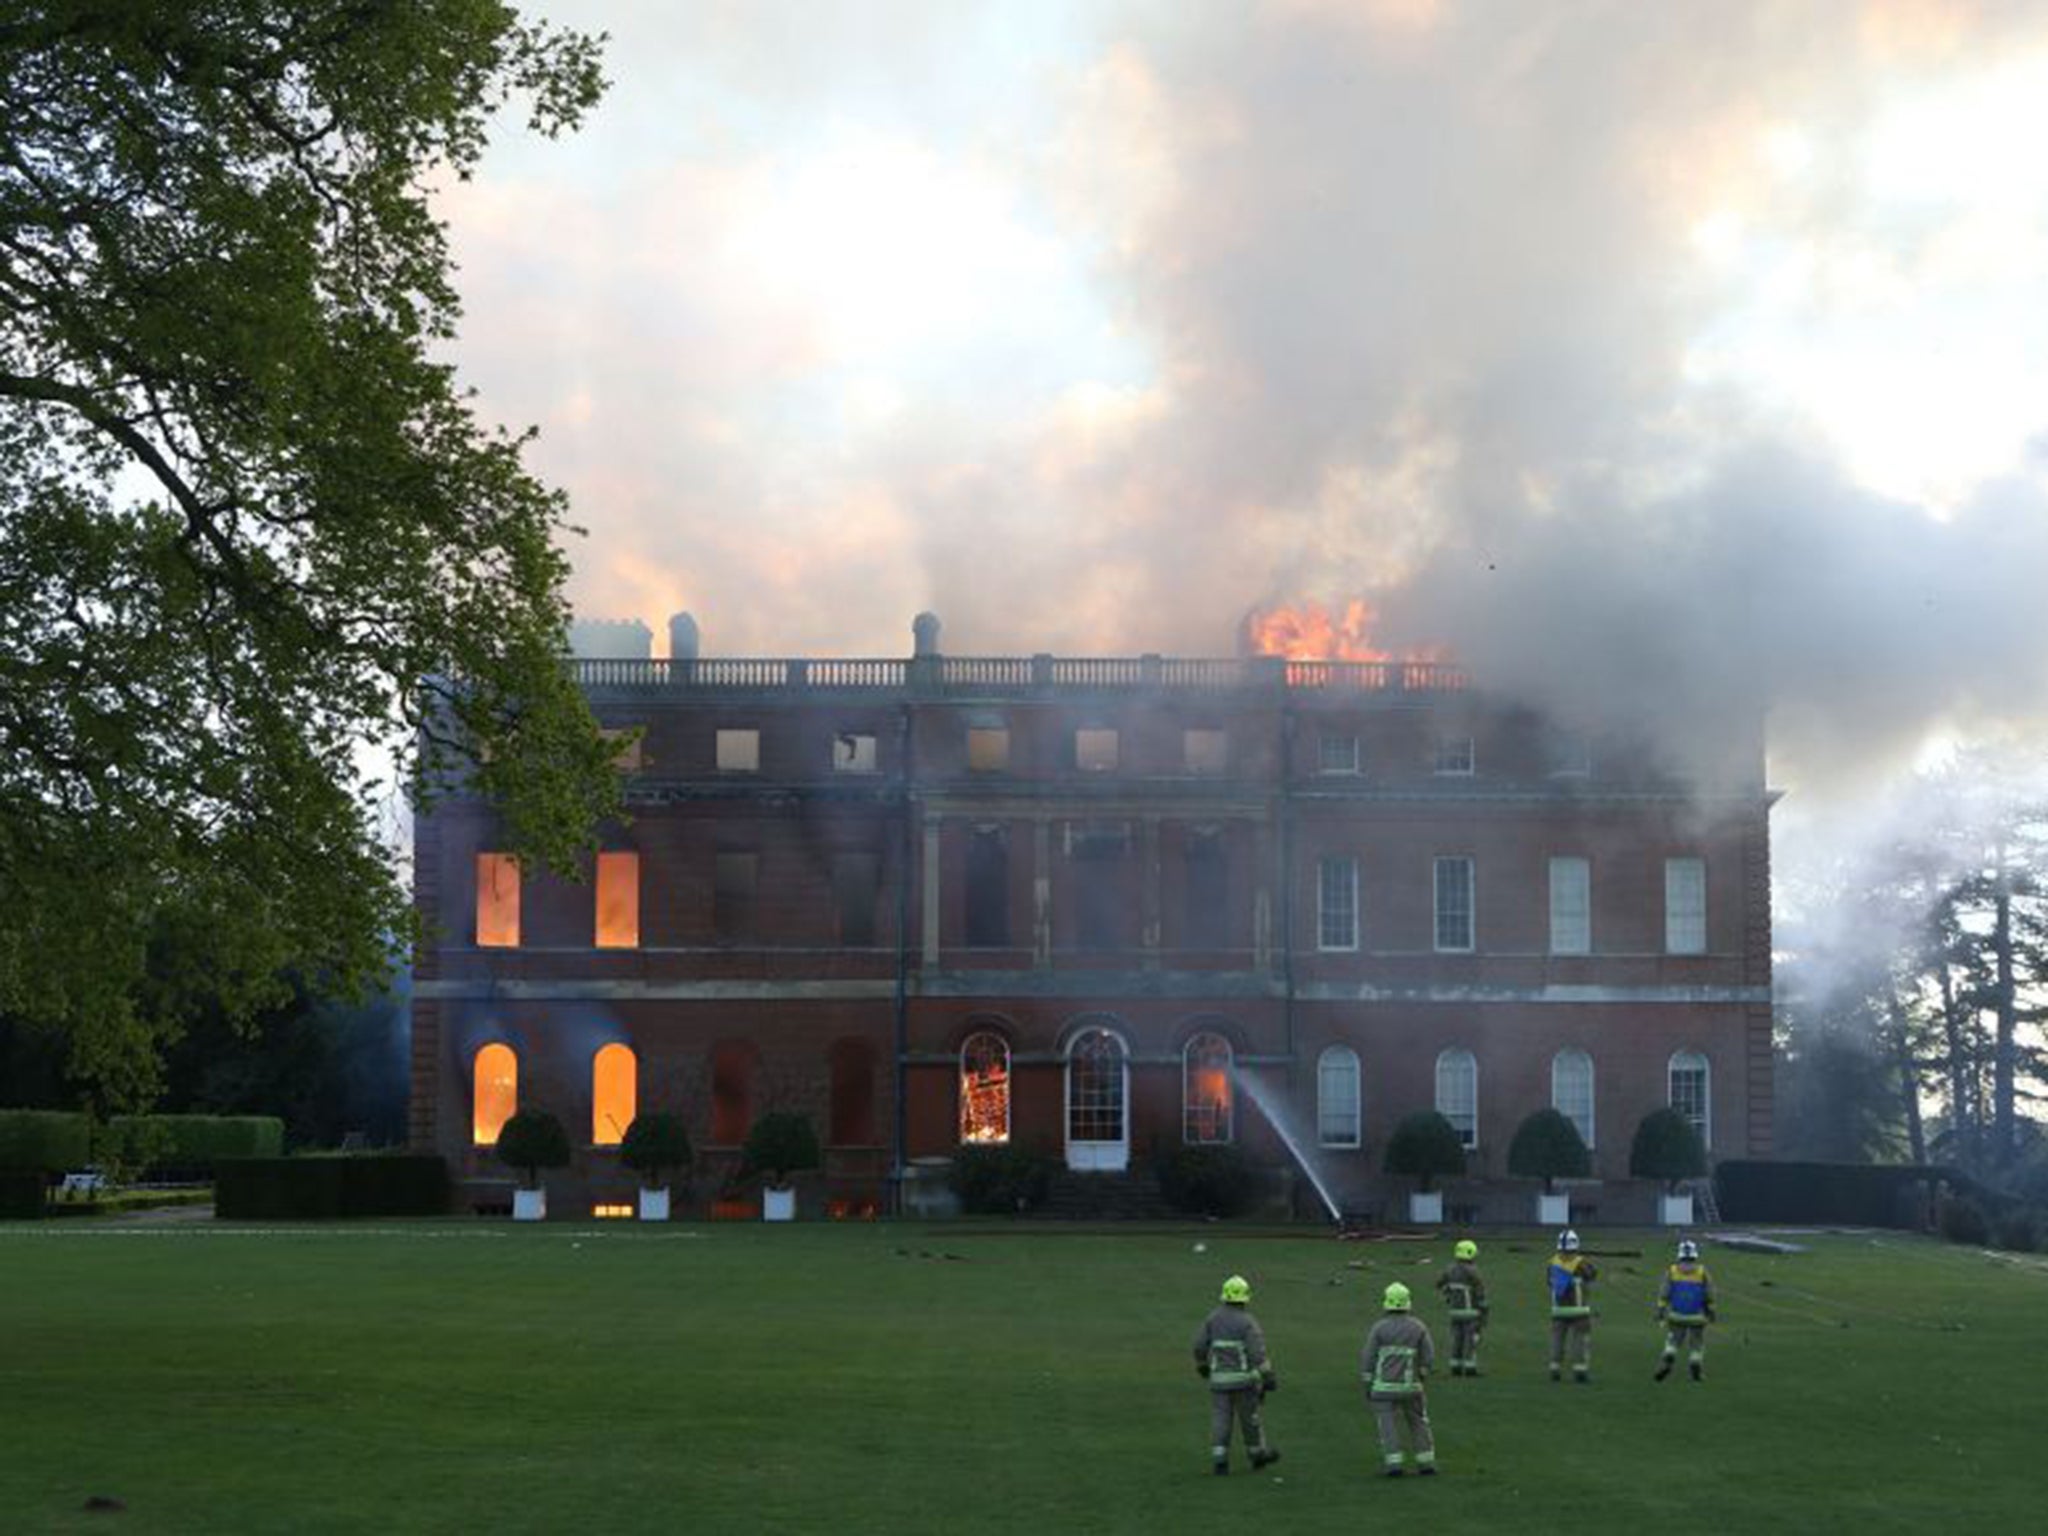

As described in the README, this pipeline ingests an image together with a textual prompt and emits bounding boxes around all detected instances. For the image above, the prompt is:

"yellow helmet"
[1383,1281,1413,1311]
[1221,1274,1252,1304]
[1454,1240,1478,1261]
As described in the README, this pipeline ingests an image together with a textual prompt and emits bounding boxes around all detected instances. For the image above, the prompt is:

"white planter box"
[512,1188,546,1222]
[638,1187,670,1222]
[1659,1192,1694,1226]
[1408,1191,1444,1225]
[763,1186,797,1222]
[1537,1192,1571,1226]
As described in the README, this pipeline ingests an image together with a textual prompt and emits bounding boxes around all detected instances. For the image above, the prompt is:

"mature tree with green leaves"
[0,4,617,1105]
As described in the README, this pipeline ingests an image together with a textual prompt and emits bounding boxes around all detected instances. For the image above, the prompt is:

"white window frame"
[1551,1048,1595,1149]
[1318,856,1359,952]
[1316,1045,1361,1148]
[1665,857,1707,955]
[1318,732,1360,775]
[1433,856,1475,953]
[1435,1047,1478,1150]
[1433,735,1475,776]
[1669,1050,1711,1149]
[1548,856,1591,956]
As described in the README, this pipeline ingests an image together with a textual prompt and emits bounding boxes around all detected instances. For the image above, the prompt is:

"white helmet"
[1557,1229,1581,1252]
[1676,1239,1700,1261]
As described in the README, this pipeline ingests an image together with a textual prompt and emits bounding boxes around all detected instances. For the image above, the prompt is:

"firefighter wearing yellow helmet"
[1359,1281,1438,1476]
[1191,1274,1280,1475]
[1435,1238,1489,1376]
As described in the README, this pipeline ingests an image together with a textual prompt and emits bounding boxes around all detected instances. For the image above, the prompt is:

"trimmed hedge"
[1713,1159,1962,1228]
[215,1155,449,1219]
[1156,1144,1261,1218]
[0,1110,91,1171]
[948,1144,1055,1214]
[0,1168,47,1219]
[101,1115,285,1178]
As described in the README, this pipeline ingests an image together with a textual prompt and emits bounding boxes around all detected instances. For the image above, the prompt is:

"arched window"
[711,1042,755,1145]
[592,1043,636,1146]
[1551,1048,1595,1149]
[472,1043,517,1146]
[1183,1032,1234,1144]
[1065,1026,1129,1167]
[1317,1045,1361,1148]
[959,1031,1011,1144]
[1669,1050,1711,1148]
[1435,1047,1478,1149]
[830,1038,877,1145]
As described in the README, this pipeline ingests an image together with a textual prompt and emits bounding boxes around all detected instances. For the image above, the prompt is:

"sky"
[436,0,2048,893]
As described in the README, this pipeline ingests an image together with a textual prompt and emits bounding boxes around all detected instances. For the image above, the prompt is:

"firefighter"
[1546,1228,1598,1384]
[1360,1281,1437,1477]
[1436,1238,1488,1376]
[1654,1238,1717,1382]
[1191,1274,1280,1475]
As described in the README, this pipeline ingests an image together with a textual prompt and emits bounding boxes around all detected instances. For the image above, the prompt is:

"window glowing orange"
[592,1043,636,1146]
[596,851,640,948]
[960,1031,1011,1144]
[476,853,521,948]
[473,1043,517,1145]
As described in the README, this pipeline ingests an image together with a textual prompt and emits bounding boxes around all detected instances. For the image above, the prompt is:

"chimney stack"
[668,612,700,662]
[912,611,942,659]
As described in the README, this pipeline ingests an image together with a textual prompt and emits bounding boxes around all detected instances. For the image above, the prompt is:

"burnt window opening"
[967,726,1010,772]
[834,850,880,947]
[829,1038,877,1145]
[472,1043,517,1146]
[965,828,1009,948]
[592,1043,636,1146]
[595,850,640,948]
[832,731,878,773]
[715,852,757,943]
[1072,828,1128,952]
[959,1031,1010,1144]
[711,1042,754,1145]
[1185,830,1229,950]
[475,853,521,948]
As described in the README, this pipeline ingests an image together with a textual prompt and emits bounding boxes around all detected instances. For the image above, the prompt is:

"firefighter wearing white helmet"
[1191,1274,1280,1475]
[1545,1228,1599,1383]
[1436,1238,1489,1377]
[1654,1238,1718,1382]
[1360,1281,1438,1476]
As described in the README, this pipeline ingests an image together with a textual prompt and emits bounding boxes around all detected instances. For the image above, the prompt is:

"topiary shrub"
[1156,1144,1261,1218]
[1383,1111,1467,1192]
[495,1109,570,1189]
[619,1112,693,1189]
[1939,1194,1989,1247]
[1507,1109,1592,1193]
[948,1144,1054,1214]
[1629,1109,1707,1193]
[741,1112,820,1187]
[1993,1207,2041,1254]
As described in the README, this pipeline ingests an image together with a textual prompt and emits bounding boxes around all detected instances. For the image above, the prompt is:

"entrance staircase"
[1040,1167,1177,1220]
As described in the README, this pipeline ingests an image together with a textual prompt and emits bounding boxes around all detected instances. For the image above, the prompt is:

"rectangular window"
[1185,831,1228,950]
[602,728,644,771]
[1548,857,1590,956]
[1072,829,1127,950]
[714,852,757,942]
[1549,730,1592,777]
[967,726,1010,772]
[1670,1059,1711,1147]
[1317,1050,1361,1148]
[833,851,880,947]
[832,731,877,773]
[1436,1052,1479,1149]
[965,829,1009,948]
[1433,735,1475,775]
[476,853,520,948]
[1318,856,1358,952]
[595,851,640,948]
[1183,728,1228,774]
[1434,856,1475,952]
[1665,857,1707,955]
[1075,728,1119,772]
[715,728,759,772]
[1318,733,1360,774]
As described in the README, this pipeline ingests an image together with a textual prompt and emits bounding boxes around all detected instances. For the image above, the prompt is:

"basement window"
[475,854,521,948]
[592,1203,634,1219]
[716,728,760,772]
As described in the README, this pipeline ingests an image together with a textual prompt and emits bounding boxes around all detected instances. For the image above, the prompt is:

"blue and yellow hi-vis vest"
[1664,1264,1712,1325]
[1547,1255,1591,1318]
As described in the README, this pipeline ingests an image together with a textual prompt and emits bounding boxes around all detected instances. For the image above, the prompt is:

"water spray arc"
[1229,1066,1344,1225]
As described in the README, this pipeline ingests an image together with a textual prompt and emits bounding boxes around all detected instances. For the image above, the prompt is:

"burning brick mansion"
[408,612,1774,1219]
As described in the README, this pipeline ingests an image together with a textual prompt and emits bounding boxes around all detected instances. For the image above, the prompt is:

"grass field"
[4,1218,2044,1534]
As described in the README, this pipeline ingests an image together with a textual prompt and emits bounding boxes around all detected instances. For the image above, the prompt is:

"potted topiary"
[619,1111,692,1222]
[1384,1110,1467,1224]
[495,1108,570,1221]
[741,1111,820,1222]
[1630,1108,1708,1225]
[1508,1108,1592,1225]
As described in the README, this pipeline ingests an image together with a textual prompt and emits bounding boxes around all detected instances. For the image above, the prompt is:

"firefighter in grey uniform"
[1360,1281,1437,1476]
[1436,1238,1488,1376]
[1191,1274,1280,1475]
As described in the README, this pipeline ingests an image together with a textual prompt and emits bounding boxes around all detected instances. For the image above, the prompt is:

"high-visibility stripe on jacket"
[1547,1255,1592,1318]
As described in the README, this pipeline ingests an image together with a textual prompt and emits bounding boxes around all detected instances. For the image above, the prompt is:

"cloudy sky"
[438,0,2048,824]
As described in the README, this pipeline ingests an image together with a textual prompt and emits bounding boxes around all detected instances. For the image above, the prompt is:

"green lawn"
[3,1218,2042,1534]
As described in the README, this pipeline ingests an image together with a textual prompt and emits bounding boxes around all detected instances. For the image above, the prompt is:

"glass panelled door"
[1065,1027,1129,1171]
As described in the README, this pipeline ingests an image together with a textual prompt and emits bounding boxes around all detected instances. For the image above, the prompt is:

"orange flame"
[1244,599,1444,662]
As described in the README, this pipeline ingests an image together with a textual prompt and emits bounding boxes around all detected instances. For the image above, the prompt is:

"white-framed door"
[1065,1026,1129,1171]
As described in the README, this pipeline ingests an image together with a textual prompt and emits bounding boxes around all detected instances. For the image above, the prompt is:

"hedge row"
[0,1168,47,1219]
[102,1115,284,1176]
[0,1111,91,1171]
[1713,1159,1961,1227]
[215,1156,449,1219]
